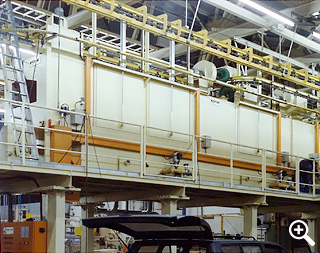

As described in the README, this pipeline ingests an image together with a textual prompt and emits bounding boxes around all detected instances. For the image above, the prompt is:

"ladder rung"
[7,78,25,83]
[10,90,27,96]
[2,53,20,59]
[16,129,35,134]
[5,65,23,72]
[13,115,32,121]
[17,142,37,146]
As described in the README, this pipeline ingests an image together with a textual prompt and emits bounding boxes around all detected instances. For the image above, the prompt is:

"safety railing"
[0,97,319,198]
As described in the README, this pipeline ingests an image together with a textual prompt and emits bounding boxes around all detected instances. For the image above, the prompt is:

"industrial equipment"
[1,221,47,253]
[70,98,85,127]
[281,152,290,164]
[192,60,217,89]
[160,151,192,176]
[201,135,212,150]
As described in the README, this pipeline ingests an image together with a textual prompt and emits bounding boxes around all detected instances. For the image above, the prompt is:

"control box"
[201,135,211,149]
[1,221,47,253]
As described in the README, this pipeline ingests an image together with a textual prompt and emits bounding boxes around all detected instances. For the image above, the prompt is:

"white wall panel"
[149,82,171,131]
[149,82,190,134]
[95,66,122,121]
[123,74,145,125]
[292,120,314,158]
[200,97,236,143]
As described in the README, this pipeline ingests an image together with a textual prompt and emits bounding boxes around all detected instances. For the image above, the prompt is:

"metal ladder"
[0,0,38,160]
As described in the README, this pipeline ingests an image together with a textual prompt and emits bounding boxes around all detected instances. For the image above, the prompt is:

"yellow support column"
[277,113,281,166]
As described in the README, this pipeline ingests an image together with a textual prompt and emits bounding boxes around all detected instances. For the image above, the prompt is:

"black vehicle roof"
[82,215,213,240]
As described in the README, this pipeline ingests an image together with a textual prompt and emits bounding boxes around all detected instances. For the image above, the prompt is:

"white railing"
[0,97,319,198]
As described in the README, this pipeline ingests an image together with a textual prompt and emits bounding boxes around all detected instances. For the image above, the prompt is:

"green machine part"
[216,68,230,82]
[217,68,234,102]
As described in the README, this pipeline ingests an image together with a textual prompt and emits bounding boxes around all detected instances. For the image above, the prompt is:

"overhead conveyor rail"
[62,0,320,91]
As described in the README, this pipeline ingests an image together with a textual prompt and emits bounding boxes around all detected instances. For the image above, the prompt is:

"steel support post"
[161,199,178,215]
[243,205,258,239]
[120,21,127,68]
[47,190,66,253]
[81,204,95,253]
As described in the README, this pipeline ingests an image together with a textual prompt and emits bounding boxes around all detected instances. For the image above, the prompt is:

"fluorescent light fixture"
[313,31,320,40]
[238,0,295,27]
[19,48,35,55]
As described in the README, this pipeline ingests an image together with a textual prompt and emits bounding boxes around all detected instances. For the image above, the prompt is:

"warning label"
[3,227,14,235]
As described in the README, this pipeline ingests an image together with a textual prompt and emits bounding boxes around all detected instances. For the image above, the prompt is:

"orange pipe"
[277,113,281,166]
[85,57,92,115]
[73,133,291,174]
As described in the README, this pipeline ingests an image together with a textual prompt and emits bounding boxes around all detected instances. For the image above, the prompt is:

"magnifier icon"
[289,220,315,246]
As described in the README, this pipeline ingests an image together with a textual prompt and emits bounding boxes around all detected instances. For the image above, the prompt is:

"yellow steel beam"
[62,0,320,91]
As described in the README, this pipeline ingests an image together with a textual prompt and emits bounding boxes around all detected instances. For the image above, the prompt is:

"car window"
[221,244,242,253]
[264,244,286,253]
[242,245,262,253]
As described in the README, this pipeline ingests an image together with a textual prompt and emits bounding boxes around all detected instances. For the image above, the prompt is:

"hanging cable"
[282,21,299,76]
[187,0,201,43]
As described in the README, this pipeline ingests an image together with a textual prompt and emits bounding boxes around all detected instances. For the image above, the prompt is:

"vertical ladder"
[0,0,38,160]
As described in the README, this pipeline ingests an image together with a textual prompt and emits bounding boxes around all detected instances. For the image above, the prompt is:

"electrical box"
[309,153,320,159]
[201,135,211,149]
[281,151,290,163]
[70,108,84,126]
[1,221,47,253]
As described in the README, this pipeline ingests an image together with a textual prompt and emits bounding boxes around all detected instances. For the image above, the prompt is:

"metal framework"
[62,0,320,91]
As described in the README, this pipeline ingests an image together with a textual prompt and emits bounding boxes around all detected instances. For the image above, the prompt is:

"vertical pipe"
[169,40,175,82]
[296,156,300,194]
[313,160,316,197]
[315,122,319,154]
[277,113,281,166]
[145,31,150,73]
[85,57,92,115]
[120,21,127,68]
[141,30,145,72]
[121,71,125,123]
[195,89,200,151]
[21,102,25,165]
[140,125,144,177]
[171,85,173,133]
[262,149,267,190]
[230,143,233,187]
[92,12,97,56]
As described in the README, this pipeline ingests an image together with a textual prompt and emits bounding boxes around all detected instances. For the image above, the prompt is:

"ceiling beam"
[66,10,92,29]
[204,0,320,55]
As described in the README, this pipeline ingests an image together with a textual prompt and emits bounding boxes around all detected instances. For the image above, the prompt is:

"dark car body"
[82,215,287,253]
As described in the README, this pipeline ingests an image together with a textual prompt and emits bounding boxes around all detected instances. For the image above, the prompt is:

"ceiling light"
[313,31,320,40]
[238,0,295,27]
